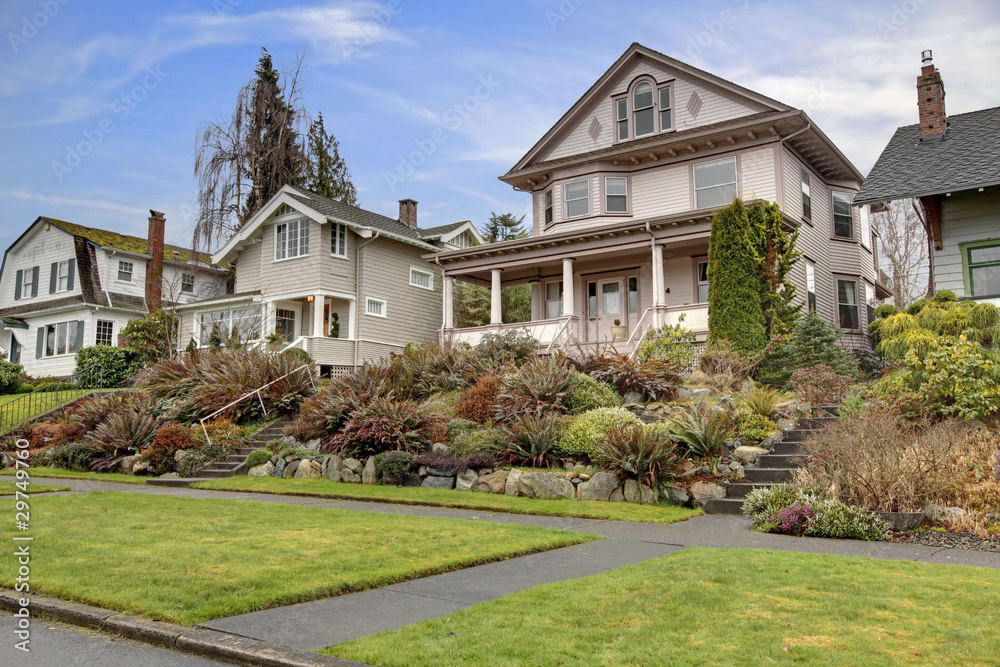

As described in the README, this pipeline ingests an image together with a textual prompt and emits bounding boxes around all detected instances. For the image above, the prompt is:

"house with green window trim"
[855,51,1000,304]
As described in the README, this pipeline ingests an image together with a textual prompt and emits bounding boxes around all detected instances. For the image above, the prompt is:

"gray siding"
[934,186,1000,296]
[358,237,441,347]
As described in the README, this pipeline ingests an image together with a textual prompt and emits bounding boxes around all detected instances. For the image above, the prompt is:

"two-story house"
[176,184,482,376]
[855,51,1000,305]
[432,43,888,353]
[0,211,228,377]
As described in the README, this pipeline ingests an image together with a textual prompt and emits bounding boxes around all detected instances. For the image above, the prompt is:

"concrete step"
[743,467,794,483]
[769,441,804,456]
[797,416,836,430]
[755,454,807,469]
[201,462,241,472]
[781,429,822,443]
[812,405,840,417]
[726,482,782,499]
[196,469,236,479]
[703,498,746,515]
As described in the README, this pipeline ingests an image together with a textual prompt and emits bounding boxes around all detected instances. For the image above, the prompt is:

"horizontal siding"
[257,218,323,296]
[358,238,441,347]
[631,164,690,218]
[739,145,777,203]
[2,227,82,306]
[234,240,263,293]
[934,187,1000,296]
[17,308,135,379]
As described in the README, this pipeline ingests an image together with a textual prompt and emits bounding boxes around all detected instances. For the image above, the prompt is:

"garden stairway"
[702,413,837,515]
[194,418,291,479]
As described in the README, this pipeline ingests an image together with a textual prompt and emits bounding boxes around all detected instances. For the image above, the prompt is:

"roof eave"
[855,178,1000,206]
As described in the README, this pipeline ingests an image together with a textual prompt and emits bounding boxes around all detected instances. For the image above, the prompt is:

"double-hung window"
[697,261,709,303]
[331,222,347,258]
[966,243,1000,296]
[837,279,859,330]
[805,261,817,312]
[22,269,34,298]
[275,308,295,341]
[801,168,811,220]
[275,219,310,260]
[632,82,654,136]
[833,192,854,239]
[57,260,71,291]
[616,98,628,141]
[605,177,628,213]
[658,87,672,130]
[545,281,563,319]
[564,179,589,218]
[181,273,195,293]
[118,260,133,282]
[693,157,738,209]
[543,190,553,226]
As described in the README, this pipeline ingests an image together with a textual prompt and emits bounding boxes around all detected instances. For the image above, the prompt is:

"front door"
[596,278,623,341]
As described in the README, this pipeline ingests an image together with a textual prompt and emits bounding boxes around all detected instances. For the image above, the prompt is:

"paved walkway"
[38,478,1000,652]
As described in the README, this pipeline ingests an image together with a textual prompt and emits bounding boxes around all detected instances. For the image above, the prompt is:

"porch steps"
[192,419,290,479]
[703,413,837,515]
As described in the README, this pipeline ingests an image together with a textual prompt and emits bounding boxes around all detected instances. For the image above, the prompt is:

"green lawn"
[191,476,701,525]
[0,389,118,430]
[325,547,1000,666]
[0,480,69,494]
[0,492,597,626]
[0,467,147,485]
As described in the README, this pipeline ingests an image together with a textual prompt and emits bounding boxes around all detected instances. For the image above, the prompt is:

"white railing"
[448,317,570,348]
[544,316,576,354]
[281,336,307,353]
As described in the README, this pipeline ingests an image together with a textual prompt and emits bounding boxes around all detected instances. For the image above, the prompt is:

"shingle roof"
[0,295,87,318]
[855,106,1000,204]
[44,218,214,265]
[285,186,428,243]
[418,221,470,239]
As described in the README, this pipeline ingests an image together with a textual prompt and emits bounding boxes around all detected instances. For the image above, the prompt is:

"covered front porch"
[435,217,716,357]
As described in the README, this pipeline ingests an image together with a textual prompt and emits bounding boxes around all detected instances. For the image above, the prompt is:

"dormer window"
[633,82,654,136]
[614,80,674,142]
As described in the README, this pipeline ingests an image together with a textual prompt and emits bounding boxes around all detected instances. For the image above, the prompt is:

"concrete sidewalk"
[35,477,1000,653]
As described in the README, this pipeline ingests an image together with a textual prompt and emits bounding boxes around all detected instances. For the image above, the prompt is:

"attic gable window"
[275,219,310,260]
[633,82,654,136]
[658,87,672,131]
[118,260,133,282]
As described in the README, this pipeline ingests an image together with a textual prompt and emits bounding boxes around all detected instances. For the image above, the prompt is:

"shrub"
[789,364,855,405]
[415,451,496,475]
[743,485,888,541]
[635,318,697,369]
[838,389,866,417]
[874,304,897,319]
[0,359,23,394]
[144,424,199,475]
[693,339,758,392]
[75,345,142,388]
[419,391,463,422]
[454,376,501,424]
[587,353,679,401]
[325,397,437,458]
[557,407,642,458]
[738,383,782,418]
[707,199,767,352]
[472,329,537,368]
[737,412,777,441]
[495,355,576,420]
[120,308,178,364]
[177,442,230,478]
[565,373,622,414]
[449,427,501,456]
[27,419,81,450]
[390,341,472,397]
[86,409,159,456]
[497,412,563,468]
[377,450,417,484]
[755,311,860,388]
[196,418,252,450]
[593,424,683,494]
[42,441,99,471]
[851,348,892,381]
[447,418,478,442]
[245,449,272,469]
[665,403,734,458]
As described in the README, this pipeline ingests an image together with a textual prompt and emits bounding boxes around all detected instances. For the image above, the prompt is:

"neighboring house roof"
[855,106,1000,204]
[43,217,214,265]
[0,292,148,319]
[418,220,485,246]
[285,186,425,241]
[2,317,29,329]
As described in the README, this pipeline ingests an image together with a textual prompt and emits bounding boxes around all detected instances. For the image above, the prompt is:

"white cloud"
[0,189,148,219]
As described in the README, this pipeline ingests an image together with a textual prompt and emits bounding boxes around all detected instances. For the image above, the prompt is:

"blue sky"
[1,0,998,252]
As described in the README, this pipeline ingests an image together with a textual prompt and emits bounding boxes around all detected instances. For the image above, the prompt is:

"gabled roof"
[507,42,791,175]
[285,186,424,241]
[855,106,1000,204]
[418,220,485,246]
[43,218,213,265]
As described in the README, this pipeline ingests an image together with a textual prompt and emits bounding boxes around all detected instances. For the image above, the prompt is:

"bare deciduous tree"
[871,199,930,308]
[193,48,307,251]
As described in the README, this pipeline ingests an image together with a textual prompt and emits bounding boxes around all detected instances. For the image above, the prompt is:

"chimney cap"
[149,209,165,219]
[398,198,418,205]
[921,49,933,66]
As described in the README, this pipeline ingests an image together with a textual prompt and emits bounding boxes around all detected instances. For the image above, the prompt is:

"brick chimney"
[917,50,947,142]
[145,209,165,313]
[398,199,418,229]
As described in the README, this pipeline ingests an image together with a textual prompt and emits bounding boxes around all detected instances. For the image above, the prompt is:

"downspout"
[779,121,812,152]
[353,231,381,368]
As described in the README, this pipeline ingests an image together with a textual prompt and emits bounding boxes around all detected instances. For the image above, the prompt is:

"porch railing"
[544,316,577,354]
[0,363,116,439]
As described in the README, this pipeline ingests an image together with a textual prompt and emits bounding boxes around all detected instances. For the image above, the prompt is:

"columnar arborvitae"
[747,200,802,338]
[707,199,767,351]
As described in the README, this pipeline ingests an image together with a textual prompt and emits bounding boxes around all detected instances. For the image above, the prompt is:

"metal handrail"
[0,363,107,438]
[198,364,315,447]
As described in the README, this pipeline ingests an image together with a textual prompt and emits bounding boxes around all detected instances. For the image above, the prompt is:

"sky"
[1,0,998,253]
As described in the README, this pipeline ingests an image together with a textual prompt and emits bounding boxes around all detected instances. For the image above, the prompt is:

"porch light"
[307,295,315,303]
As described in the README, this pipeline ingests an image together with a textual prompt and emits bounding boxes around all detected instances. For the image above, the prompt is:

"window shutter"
[76,321,85,351]
[36,327,44,359]
[49,262,58,294]
[67,258,76,291]
[13,270,22,300]
[31,266,39,297]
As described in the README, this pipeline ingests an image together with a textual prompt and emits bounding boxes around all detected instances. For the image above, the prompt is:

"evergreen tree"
[747,200,802,338]
[302,112,359,206]
[707,199,767,352]
[483,212,527,243]
[755,311,861,388]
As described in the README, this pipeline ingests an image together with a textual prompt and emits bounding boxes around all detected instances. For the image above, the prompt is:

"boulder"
[675,386,693,400]
[689,481,727,506]
[623,391,644,405]
[691,389,712,399]
[120,455,140,475]
[425,466,452,477]
[340,469,361,483]
[924,504,966,523]
[402,472,423,487]
[303,439,322,452]
[343,458,363,474]
[732,446,768,464]
[431,442,450,454]
[661,485,690,506]
[623,479,657,504]
[759,433,782,450]
[174,449,191,463]
[421,475,454,489]
[282,460,301,478]
[577,471,620,502]
[295,459,322,478]
[504,469,525,496]
[158,472,180,478]
[132,460,150,475]
[274,458,285,477]
[521,472,576,500]
[776,418,796,432]
[248,461,275,477]
[473,470,509,494]
[362,457,377,484]
[323,455,342,481]
[455,469,478,491]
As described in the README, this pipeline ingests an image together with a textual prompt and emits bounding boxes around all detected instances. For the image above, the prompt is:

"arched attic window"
[633,81,654,136]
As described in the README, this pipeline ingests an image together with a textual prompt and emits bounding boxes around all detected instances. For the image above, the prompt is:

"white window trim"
[95,320,115,346]
[21,269,34,299]
[45,320,80,357]
[409,266,434,291]
[181,273,195,293]
[274,219,311,262]
[604,176,629,215]
[564,179,590,219]
[859,203,871,249]
[805,260,817,313]
[543,189,553,227]
[545,280,564,319]
[693,156,738,210]
[117,260,134,282]
[832,191,855,240]
[57,260,70,292]
[365,296,387,318]
[330,222,348,259]
[658,84,674,132]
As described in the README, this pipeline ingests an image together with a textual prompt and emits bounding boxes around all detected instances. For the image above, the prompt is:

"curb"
[0,590,369,667]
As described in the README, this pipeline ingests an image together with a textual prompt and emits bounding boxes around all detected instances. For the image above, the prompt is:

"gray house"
[855,51,1000,304]
[176,185,482,375]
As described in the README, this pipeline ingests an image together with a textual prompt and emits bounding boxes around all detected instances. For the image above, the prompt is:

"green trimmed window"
[965,241,1000,296]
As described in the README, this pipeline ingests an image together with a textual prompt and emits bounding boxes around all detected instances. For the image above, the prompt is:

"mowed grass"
[0,389,117,430]
[0,492,597,626]
[0,480,68,494]
[192,476,701,525]
[325,547,1000,667]
[0,467,147,485]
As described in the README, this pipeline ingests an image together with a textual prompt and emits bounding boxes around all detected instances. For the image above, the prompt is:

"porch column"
[490,269,503,325]
[312,295,325,337]
[348,298,357,340]
[651,244,664,327]
[443,276,455,329]
[562,258,575,317]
